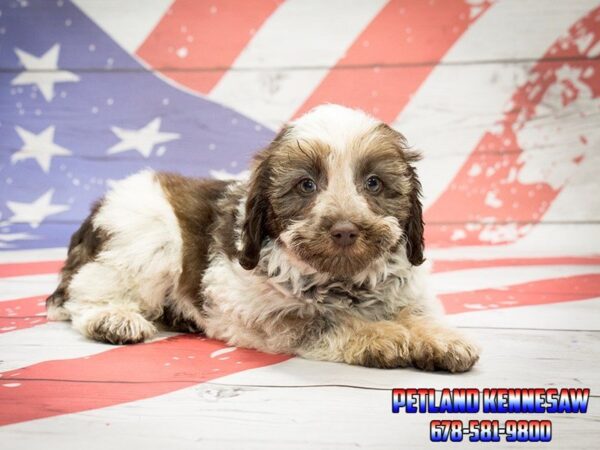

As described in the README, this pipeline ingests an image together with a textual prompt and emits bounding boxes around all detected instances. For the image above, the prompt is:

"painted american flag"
[1,0,599,434]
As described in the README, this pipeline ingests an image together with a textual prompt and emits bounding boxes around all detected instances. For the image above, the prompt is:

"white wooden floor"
[1,312,599,450]
[2,251,599,449]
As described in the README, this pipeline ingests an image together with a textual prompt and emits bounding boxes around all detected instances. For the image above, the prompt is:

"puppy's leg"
[299,317,412,369]
[299,312,479,372]
[398,310,480,373]
[65,261,157,345]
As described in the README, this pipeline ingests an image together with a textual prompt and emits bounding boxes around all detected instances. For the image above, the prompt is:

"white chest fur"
[200,241,438,353]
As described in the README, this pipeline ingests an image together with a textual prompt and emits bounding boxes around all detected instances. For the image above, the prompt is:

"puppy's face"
[239,105,424,279]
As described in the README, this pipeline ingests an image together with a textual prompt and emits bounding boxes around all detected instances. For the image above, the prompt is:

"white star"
[11,44,80,101]
[210,169,250,181]
[7,189,69,229]
[11,125,71,173]
[107,118,180,157]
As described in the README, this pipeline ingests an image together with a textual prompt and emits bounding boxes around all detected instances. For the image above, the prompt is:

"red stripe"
[137,0,282,94]
[432,257,600,273]
[0,335,289,426]
[0,296,47,334]
[0,260,62,278]
[440,274,600,314]
[294,0,490,122]
[425,6,600,248]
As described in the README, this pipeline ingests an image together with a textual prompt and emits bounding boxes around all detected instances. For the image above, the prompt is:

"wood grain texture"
[448,297,600,331]
[4,325,595,390]
[2,380,599,450]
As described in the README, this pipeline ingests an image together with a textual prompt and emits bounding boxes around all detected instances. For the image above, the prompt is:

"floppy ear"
[238,127,289,270]
[405,164,425,266]
[238,156,271,270]
[378,123,426,266]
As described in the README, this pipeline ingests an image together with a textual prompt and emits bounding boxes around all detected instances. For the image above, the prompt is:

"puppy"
[47,104,479,372]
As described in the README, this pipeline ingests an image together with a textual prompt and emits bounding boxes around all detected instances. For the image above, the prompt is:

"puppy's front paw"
[79,309,157,345]
[344,323,411,369]
[410,328,480,373]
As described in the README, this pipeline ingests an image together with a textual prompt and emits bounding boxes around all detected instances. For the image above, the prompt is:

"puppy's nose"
[330,221,359,247]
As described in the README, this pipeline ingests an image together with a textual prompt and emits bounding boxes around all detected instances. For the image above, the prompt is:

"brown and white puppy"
[47,105,479,372]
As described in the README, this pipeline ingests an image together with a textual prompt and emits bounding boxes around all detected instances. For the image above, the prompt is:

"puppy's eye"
[297,178,317,194]
[365,175,383,194]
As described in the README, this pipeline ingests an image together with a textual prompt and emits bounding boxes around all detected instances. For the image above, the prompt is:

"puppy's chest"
[202,253,412,325]
[276,274,409,321]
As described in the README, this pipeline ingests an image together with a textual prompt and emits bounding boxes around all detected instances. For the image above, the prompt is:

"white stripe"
[71,0,173,53]
[392,0,599,208]
[0,322,176,372]
[0,247,66,263]
[542,150,600,222]
[432,264,600,295]
[0,322,109,372]
[208,0,388,129]
[0,274,58,302]
[448,297,600,330]
[443,1,599,63]
[427,224,600,260]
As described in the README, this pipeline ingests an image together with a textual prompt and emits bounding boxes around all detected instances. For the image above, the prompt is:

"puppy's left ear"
[379,123,425,266]
[405,163,425,266]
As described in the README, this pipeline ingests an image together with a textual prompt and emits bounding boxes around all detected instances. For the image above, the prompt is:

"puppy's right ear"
[238,127,289,270]
[238,156,270,270]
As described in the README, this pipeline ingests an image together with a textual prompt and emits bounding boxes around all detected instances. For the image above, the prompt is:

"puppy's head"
[239,104,424,278]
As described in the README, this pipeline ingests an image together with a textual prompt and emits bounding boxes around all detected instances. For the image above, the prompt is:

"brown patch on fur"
[159,301,204,333]
[355,145,410,216]
[210,184,245,261]
[362,124,425,266]
[238,130,285,270]
[404,164,425,266]
[157,173,231,304]
[240,127,331,269]
[46,200,108,311]
[267,139,329,227]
